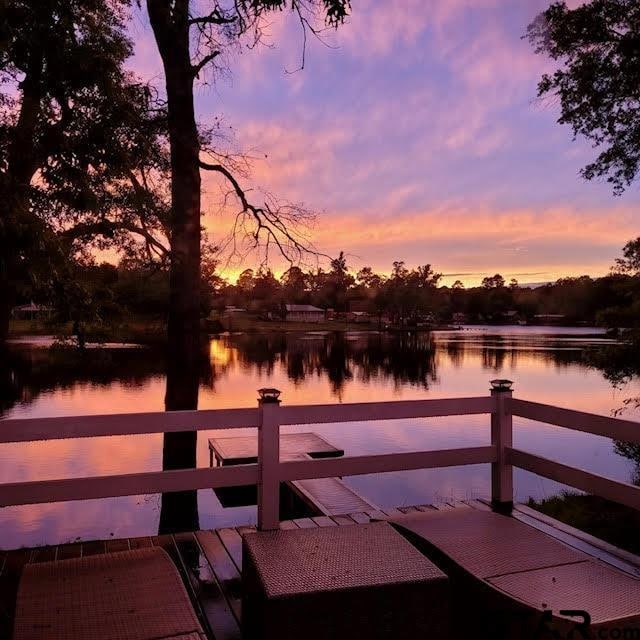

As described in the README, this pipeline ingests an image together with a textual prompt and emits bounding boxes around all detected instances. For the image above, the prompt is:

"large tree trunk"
[148,0,201,534]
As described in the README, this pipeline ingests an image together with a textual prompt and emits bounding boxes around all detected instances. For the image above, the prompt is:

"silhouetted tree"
[527,0,640,194]
[145,0,350,532]
[281,266,309,303]
[0,0,172,344]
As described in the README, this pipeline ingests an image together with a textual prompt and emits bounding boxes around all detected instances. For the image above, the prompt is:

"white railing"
[0,382,639,530]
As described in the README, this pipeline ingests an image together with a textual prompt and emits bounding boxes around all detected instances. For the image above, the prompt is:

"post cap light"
[490,379,513,391]
[258,388,281,403]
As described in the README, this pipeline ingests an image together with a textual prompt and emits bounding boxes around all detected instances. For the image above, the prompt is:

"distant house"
[223,306,247,316]
[284,304,325,323]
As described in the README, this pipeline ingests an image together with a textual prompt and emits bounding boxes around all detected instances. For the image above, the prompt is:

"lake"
[1,326,638,549]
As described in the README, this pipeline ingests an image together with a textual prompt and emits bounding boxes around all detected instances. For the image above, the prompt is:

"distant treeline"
[16,248,640,330]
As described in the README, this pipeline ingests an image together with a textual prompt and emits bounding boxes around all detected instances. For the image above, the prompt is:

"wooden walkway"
[289,476,377,515]
[2,501,639,640]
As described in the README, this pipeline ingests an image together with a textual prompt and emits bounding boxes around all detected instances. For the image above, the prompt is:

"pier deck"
[2,500,639,640]
[208,433,344,467]
[209,432,377,516]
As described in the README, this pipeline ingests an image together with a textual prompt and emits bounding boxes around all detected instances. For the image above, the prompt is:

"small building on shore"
[284,304,325,323]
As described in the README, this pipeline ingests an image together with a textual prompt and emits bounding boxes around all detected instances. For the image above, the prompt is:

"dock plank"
[217,528,244,573]
[447,500,471,509]
[290,477,376,516]
[416,504,438,512]
[432,502,454,510]
[292,517,318,529]
[366,510,390,521]
[397,506,420,514]
[195,531,243,624]
[465,499,492,512]
[331,515,357,526]
[312,516,338,527]
[174,532,240,640]
[349,512,370,524]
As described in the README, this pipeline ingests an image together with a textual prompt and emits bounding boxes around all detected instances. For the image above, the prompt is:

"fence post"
[490,379,513,514]
[257,388,281,531]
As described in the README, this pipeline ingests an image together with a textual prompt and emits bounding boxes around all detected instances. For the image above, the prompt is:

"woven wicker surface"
[243,521,446,598]
[393,508,584,578]
[13,547,206,640]
[488,560,640,624]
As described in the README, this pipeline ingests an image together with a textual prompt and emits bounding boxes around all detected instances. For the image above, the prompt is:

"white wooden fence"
[0,382,639,530]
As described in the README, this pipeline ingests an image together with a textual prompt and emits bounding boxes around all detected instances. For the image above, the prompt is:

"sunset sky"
[129,0,640,287]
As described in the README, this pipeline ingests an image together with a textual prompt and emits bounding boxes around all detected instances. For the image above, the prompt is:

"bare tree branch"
[189,9,237,26]
[199,158,324,265]
[192,51,221,77]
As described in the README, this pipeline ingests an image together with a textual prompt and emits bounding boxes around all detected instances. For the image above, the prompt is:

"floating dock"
[208,432,378,515]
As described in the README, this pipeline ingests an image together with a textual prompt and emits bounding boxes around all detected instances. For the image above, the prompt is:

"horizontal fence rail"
[279,446,497,482]
[0,464,259,507]
[279,396,495,426]
[0,408,261,443]
[2,387,640,530]
[0,396,494,444]
[508,448,640,511]
[509,398,640,444]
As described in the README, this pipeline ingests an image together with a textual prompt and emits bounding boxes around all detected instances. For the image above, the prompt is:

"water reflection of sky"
[1,327,638,548]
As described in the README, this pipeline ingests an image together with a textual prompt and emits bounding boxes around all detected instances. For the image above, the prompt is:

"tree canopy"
[527,0,640,194]
[0,0,171,341]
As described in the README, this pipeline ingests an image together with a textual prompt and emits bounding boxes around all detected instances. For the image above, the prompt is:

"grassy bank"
[527,491,640,555]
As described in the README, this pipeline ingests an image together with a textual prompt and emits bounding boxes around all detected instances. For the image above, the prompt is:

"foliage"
[527,0,640,194]
[206,248,640,327]
[528,491,640,555]
[613,237,640,276]
[0,0,172,342]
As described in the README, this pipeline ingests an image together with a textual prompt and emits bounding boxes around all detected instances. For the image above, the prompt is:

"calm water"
[1,326,638,548]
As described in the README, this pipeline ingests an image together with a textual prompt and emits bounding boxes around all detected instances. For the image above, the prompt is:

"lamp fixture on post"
[258,388,281,404]
[490,379,513,392]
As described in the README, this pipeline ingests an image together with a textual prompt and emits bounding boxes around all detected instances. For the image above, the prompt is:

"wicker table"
[242,521,449,639]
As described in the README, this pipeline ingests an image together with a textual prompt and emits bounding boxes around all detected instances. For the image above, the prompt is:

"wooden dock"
[209,433,378,516]
[3,500,638,640]
[208,433,344,467]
